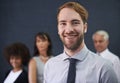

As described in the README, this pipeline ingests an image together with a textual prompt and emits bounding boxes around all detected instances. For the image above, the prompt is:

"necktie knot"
[69,58,77,64]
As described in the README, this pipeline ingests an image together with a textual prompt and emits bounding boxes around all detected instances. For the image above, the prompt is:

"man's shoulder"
[46,53,63,63]
[89,51,113,67]
[110,52,119,58]
[107,50,120,61]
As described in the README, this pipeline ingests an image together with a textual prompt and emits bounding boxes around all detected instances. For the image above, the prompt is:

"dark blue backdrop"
[0,0,120,82]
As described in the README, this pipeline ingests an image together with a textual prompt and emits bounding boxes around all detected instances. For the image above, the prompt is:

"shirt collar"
[97,48,109,56]
[61,45,89,61]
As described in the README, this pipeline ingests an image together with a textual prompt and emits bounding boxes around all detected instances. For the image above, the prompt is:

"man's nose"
[96,41,100,45]
[65,24,74,33]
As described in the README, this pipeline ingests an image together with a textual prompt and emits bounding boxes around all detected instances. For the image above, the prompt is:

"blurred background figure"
[28,32,53,83]
[3,42,30,83]
[92,30,120,82]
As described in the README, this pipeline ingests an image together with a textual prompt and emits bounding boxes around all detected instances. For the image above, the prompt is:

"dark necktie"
[67,58,77,83]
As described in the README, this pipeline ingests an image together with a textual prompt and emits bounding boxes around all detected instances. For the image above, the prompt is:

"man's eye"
[60,23,66,25]
[99,41,104,43]
[72,21,80,25]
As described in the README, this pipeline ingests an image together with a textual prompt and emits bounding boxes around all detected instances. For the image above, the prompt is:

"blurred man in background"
[92,30,120,83]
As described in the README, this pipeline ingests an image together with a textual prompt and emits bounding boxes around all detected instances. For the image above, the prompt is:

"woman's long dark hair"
[33,32,52,56]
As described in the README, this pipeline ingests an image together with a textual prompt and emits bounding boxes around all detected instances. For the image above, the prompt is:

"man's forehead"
[58,8,81,20]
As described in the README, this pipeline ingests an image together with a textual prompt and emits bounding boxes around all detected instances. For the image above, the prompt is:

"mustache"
[63,31,79,36]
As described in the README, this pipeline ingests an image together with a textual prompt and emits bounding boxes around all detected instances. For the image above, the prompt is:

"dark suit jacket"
[3,69,28,83]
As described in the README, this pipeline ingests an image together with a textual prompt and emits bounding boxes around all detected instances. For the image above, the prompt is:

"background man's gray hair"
[92,30,109,40]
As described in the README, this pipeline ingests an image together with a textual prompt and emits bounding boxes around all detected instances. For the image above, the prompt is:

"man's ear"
[84,29,87,33]
[84,23,87,33]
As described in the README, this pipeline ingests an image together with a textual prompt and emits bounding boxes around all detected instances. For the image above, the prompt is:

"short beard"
[63,34,84,51]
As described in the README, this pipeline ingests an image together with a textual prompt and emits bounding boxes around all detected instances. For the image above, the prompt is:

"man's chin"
[64,43,76,50]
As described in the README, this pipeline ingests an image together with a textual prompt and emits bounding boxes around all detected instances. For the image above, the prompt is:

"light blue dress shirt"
[97,48,120,83]
[44,45,118,83]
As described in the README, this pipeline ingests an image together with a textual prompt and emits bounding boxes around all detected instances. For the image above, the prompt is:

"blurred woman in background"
[29,32,53,83]
[3,42,30,83]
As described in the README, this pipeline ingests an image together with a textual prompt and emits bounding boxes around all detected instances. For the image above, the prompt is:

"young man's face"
[57,8,87,51]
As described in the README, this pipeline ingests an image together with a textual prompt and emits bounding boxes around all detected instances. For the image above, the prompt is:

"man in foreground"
[44,2,118,83]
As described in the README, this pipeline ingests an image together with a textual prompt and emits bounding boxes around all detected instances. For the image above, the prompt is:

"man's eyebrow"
[58,19,80,23]
[71,19,80,22]
[59,20,66,22]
